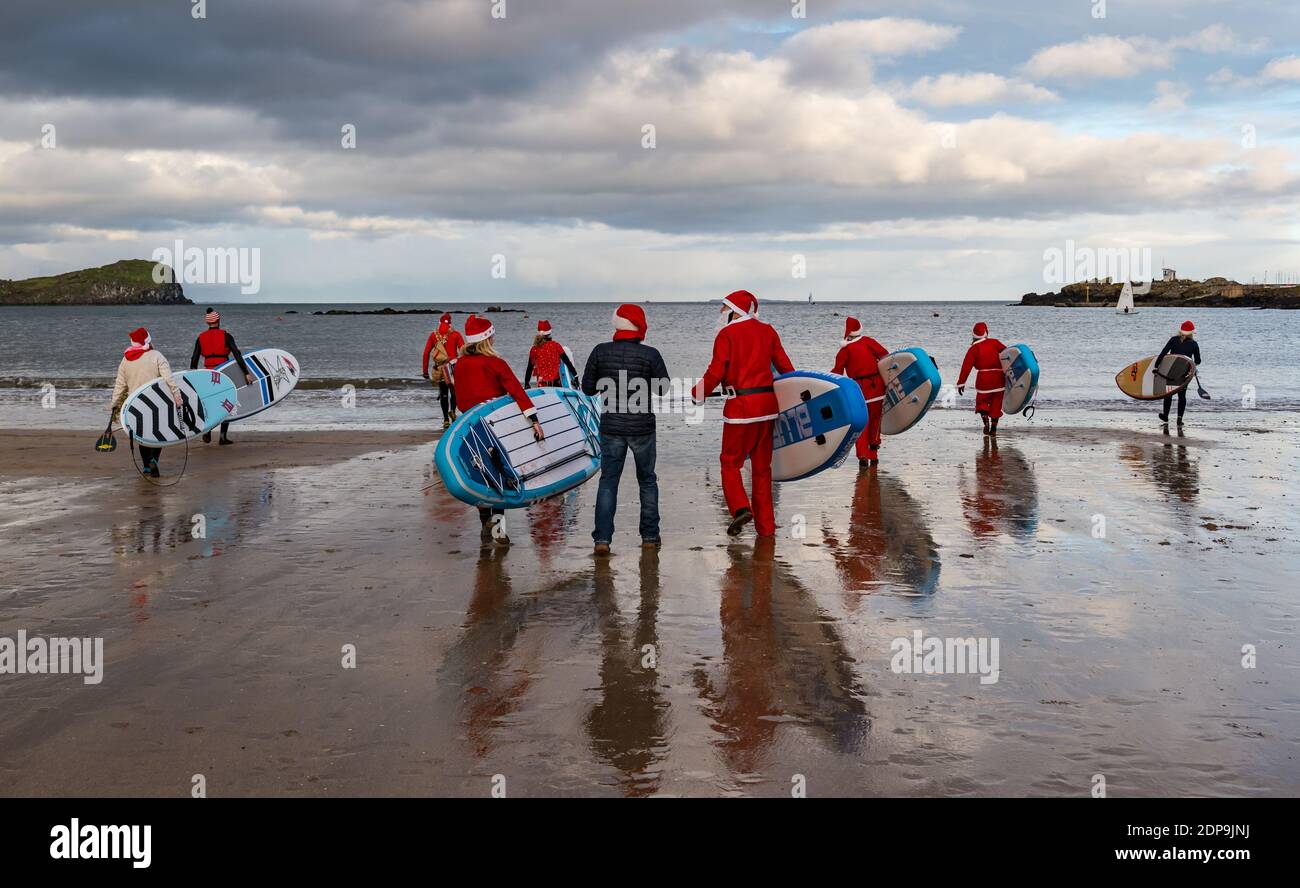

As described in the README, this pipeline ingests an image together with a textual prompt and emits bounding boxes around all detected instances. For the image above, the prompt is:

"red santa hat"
[124,327,152,360]
[612,304,648,341]
[843,316,862,345]
[721,289,758,317]
[537,319,552,336]
[205,308,220,326]
[439,312,452,324]
[464,314,495,344]
[972,321,989,342]
[1180,320,1195,335]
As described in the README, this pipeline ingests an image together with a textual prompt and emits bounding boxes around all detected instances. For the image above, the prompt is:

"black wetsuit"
[191,329,252,439]
[1155,335,1202,420]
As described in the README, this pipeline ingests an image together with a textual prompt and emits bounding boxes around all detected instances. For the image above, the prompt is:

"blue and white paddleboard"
[879,347,941,435]
[772,370,869,482]
[435,386,602,509]
[999,343,1039,415]
[119,368,237,447]
[214,347,301,422]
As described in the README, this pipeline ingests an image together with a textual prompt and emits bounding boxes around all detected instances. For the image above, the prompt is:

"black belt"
[852,373,878,381]
[723,385,774,397]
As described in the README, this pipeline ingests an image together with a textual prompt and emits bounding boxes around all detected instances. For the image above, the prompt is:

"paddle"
[94,421,117,453]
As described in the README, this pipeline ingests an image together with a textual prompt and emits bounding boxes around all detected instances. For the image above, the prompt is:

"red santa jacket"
[692,316,794,422]
[422,327,465,376]
[453,353,536,417]
[832,336,889,381]
[958,338,1007,393]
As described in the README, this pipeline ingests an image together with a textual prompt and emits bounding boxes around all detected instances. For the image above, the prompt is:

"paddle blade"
[95,430,117,452]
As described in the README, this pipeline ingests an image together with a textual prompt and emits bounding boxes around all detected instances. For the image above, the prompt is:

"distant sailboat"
[1116,281,1138,315]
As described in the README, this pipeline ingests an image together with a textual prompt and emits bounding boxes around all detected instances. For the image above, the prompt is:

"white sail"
[1116,281,1137,315]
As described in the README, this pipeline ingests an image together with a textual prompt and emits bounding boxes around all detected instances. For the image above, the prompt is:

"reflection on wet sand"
[527,488,581,567]
[694,537,871,782]
[436,549,596,762]
[823,468,941,600]
[1118,426,1200,506]
[584,549,669,797]
[957,439,1039,542]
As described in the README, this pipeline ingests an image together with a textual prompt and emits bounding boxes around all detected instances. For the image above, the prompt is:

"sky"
[1,0,1298,303]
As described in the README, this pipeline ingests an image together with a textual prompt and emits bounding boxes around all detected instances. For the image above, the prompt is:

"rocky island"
[0,260,189,306]
[1020,277,1299,309]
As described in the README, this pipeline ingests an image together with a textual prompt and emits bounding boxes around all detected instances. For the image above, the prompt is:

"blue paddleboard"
[879,348,941,435]
[999,343,1039,415]
[435,386,602,509]
[771,370,869,482]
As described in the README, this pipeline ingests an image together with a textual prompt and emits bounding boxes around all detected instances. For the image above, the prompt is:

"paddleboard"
[435,386,602,509]
[879,348,941,435]
[1115,353,1195,400]
[214,347,301,422]
[119,369,237,447]
[771,370,868,482]
[559,357,577,389]
[999,343,1040,415]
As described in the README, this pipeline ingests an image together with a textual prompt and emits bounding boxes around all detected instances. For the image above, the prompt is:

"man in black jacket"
[1155,320,1202,425]
[582,304,671,554]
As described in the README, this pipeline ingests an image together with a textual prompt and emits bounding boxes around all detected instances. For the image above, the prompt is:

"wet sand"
[0,410,1297,797]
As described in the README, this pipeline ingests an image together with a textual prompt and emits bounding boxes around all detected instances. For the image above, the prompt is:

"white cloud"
[780,18,960,87]
[1150,80,1191,112]
[908,73,1058,107]
[1259,55,1300,81]
[1026,25,1255,82]
[1025,35,1172,80]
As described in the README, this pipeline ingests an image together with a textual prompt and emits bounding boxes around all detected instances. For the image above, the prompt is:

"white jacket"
[110,349,180,418]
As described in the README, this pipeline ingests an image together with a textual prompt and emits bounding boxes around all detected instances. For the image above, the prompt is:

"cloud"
[1150,80,1191,112]
[1259,55,1300,81]
[907,73,1058,107]
[1025,26,1256,82]
[1025,35,1172,80]
[780,18,960,87]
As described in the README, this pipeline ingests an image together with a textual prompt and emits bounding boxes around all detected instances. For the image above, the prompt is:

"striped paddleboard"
[215,347,301,422]
[119,369,238,447]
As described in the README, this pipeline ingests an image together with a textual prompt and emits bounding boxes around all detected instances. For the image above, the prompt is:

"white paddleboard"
[215,347,301,422]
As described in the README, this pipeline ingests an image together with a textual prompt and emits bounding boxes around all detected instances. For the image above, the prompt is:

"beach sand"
[1,410,1296,797]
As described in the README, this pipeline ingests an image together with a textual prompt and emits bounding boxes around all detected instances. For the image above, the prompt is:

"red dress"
[958,338,1007,419]
[832,335,889,460]
[692,317,795,536]
[527,340,566,384]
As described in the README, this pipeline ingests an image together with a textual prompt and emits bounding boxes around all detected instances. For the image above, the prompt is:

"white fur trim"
[721,296,756,317]
[612,309,639,332]
[464,324,495,344]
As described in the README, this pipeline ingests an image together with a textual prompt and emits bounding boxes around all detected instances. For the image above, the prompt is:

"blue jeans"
[593,433,659,544]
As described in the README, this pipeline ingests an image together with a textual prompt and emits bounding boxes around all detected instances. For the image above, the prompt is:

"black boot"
[727,507,753,536]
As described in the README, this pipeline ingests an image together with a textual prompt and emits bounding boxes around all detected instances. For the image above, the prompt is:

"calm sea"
[2,301,1297,429]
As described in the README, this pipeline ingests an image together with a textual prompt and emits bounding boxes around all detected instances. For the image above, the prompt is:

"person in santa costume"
[422,312,464,427]
[190,308,255,445]
[1154,320,1202,425]
[524,319,578,387]
[691,290,794,537]
[454,315,545,544]
[831,317,890,466]
[957,321,1007,436]
[108,327,182,478]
